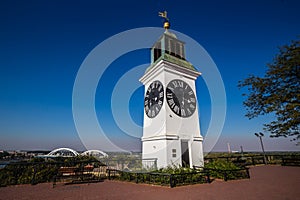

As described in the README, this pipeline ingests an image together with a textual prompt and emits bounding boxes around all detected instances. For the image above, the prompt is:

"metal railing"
[197,167,250,181]
[1,154,299,187]
[281,158,300,166]
[204,154,300,166]
[0,160,107,187]
[102,158,157,172]
[107,168,210,188]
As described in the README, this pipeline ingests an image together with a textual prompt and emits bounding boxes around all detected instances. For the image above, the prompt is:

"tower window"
[153,41,161,62]
[164,37,185,60]
[170,39,176,57]
[175,43,181,59]
[172,149,176,158]
[180,44,185,59]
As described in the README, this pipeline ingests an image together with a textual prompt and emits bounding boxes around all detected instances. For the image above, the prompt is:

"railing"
[52,161,107,187]
[102,158,157,172]
[107,168,210,188]
[2,154,299,187]
[0,160,107,187]
[202,167,250,181]
[281,158,300,166]
[205,154,300,166]
[170,171,211,187]
[142,158,157,171]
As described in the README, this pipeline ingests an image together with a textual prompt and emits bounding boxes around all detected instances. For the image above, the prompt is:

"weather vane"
[158,11,170,30]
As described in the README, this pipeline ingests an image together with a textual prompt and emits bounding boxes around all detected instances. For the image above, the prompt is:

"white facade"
[140,57,204,169]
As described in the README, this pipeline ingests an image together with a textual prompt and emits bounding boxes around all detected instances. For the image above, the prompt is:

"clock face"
[166,79,196,118]
[144,80,164,118]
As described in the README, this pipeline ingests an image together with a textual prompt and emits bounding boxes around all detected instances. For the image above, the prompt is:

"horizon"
[2,148,299,154]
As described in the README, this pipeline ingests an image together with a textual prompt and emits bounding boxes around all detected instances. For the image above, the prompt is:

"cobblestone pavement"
[1,165,299,200]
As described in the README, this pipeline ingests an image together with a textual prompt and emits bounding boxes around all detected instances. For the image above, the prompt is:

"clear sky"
[0,0,299,152]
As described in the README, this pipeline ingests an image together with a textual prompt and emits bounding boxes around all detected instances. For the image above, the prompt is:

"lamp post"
[255,132,267,164]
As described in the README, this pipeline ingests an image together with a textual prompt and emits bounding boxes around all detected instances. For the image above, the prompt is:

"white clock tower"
[139,13,204,169]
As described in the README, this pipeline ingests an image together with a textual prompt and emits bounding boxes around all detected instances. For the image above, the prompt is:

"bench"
[53,165,103,187]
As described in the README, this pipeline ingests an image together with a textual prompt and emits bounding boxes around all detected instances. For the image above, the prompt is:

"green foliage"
[110,165,208,187]
[205,159,240,170]
[58,155,98,163]
[238,39,300,141]
[0,156,104,187]
[157,164,196,174]
[205,159,248,180]
[0,161,59,186]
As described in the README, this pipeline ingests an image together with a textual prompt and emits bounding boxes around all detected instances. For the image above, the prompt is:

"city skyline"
[0,0,300,152]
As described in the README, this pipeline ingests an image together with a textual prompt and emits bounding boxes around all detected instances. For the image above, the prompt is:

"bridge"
[38,148,108,158]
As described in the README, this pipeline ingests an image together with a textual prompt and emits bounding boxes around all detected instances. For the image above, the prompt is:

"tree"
[238,39,300,142]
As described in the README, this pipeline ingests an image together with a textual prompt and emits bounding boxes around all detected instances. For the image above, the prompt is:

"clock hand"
[182,97,191,104]
[181,90,185,106]
[182,97,185,105]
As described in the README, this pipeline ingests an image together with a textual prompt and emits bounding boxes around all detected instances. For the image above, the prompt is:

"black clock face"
[166,79,196,118]
[144,80,164,118]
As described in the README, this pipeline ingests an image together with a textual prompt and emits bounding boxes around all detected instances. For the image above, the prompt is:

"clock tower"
[139,13,204,169]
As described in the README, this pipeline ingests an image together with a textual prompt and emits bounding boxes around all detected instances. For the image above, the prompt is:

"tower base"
[142,135,204,169]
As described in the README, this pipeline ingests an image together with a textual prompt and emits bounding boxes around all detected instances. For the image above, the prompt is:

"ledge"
[142,135,179,142]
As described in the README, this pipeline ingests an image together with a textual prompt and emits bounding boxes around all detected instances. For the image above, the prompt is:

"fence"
[281,158,300,166]
[102,158,157,171]
[205,154,300,166]
[107,166,251,187]
[0,158,157,187]
[1,154,299,188]
[52,161,107,187]
[0,160,107,187]
[202,167,250,181]
[107,168,210,188]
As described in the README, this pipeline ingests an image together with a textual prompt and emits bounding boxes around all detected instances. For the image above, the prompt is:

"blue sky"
[0,0,299,152]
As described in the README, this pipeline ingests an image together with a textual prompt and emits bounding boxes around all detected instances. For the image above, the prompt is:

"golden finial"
[158,11,170,30]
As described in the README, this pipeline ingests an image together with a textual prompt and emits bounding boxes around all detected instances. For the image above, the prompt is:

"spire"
[158,11,170,30]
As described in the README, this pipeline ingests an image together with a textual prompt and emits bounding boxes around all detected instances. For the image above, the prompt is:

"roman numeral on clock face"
[158,100,163,106]
[159,92,163,98]
[172,81,178,88]
[174,105,180,114]
[190,104,195,110]
[167,92,173,98]
[171,80,184,88]
[168,99,175,108]
[158,85,162,91]
[181,109,186,117]
[178,81,183,88]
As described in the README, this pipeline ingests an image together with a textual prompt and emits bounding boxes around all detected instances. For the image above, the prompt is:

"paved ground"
[1,165,299,200]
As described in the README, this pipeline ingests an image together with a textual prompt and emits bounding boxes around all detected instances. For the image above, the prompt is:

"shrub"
[205,159,248,180]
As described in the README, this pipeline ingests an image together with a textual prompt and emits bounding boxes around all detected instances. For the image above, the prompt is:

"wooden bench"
[53,165,103,187]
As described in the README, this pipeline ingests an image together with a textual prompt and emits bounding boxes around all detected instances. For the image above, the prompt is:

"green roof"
[146,53,197,72]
